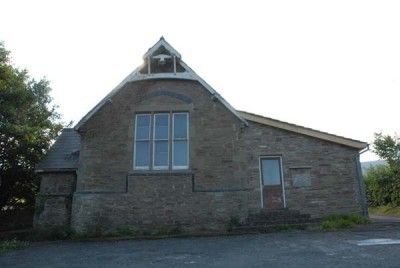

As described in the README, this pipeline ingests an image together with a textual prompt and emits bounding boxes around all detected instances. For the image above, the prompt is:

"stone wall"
[72,79,260,232]
[240,121,363,217]
[69,78,364,233]
[72,173,257,233]
[34,172,76,228]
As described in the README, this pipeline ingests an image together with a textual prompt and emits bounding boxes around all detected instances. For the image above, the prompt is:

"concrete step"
[248,218,318,226]
[243,209,315,231]
[247,209,311,221]
[232,223,315,234]
[248,214,311,222]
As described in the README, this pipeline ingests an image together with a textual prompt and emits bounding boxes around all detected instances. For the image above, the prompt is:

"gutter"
[355,144,370,217]
[359,144,370,155]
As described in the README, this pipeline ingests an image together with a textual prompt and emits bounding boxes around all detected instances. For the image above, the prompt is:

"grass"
[320,214,369,231]
[0,208,34,232]
[71,225,183,240]
[111,226,140,237]
[1,224,186,243]
[225,216,241,232]
[0,239,29,253]
[369,205,400,217]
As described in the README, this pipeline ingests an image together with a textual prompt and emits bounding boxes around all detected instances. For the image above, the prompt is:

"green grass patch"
[225,216,241,232]
[0,239,29,253]
[111,226,140,237]
[369,206,400,217]
[320,214,369,231]
[70,225,184,240]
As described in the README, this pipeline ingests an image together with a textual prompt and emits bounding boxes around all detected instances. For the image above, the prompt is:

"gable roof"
[73,37,367,150]
[238,111,368,149]
[143,36,181,59]
[35,128,81,172]
[74,37,248,130]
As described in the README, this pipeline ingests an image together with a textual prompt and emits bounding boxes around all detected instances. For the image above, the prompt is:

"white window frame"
[258,156,286,208]
[172,112,189,170]
[152,113,170,170]
[133,114,151,170]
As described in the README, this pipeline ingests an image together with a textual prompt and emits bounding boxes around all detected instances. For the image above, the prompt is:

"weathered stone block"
[37,78,365,233]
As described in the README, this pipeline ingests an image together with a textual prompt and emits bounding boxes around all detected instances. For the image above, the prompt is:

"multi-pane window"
[134,112,189,170]
[172,113,188,169]
[153,114,169,169]
[134,114,151,169]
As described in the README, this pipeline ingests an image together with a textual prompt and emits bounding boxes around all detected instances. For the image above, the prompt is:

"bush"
[364,165,400,206]
[31,226,74,241]
[150,225,183,236]
[72,225,183,240]
[112,226,140,236]
[0,208,34,231]
[368,205,400,217]
[225,216,241,232]
[321,214,369,231]
[365,133,400,207]
[0,239,29,253]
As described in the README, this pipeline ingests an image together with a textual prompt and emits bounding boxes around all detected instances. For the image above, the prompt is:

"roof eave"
[74,61,248,130]
[239,111,368,150]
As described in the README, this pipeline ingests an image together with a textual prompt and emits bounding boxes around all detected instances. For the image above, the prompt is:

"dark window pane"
[154,114,169,140]
[173,140,188,167]
[154,141,168,167]
[136,115,150,140]
[261,159,281,185]
[135,141,149,167]
[173,113,187,139]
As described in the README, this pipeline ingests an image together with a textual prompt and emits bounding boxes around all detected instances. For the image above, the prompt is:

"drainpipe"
[355,144,370,217]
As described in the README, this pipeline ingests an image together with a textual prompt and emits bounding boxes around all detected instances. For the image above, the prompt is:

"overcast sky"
[1,0,399,161]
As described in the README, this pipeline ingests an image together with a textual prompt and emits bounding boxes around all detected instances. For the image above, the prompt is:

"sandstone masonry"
[34,38,368,233]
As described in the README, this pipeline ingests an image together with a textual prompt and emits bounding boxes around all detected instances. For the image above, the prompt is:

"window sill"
[129,170,193,176]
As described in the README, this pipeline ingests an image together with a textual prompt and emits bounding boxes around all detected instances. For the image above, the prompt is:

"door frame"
[258,155,287,209]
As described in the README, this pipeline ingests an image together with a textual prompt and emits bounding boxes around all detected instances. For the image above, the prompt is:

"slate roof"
[238,111,368,149]
[35,128,80,172]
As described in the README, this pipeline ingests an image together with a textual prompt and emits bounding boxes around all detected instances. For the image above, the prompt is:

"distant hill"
[361,160,386,174]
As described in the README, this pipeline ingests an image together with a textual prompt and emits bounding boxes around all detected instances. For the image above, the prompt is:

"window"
[134,112,189,170]
[153,113,169,169]
[134,114,151,169]
[173,113,188,169]
[260,158,282,186]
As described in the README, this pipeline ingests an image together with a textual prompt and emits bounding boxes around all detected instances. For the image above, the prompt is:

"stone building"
[34,38,368,233]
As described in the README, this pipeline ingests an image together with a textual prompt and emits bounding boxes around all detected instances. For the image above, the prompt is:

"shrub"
[112,226,140,236]
[368,205,400,217]
[225,216,241,232]
[364,165,400,206]
[321,214,369,231]
[365,133,400,207]
[32,226,74,241]
[0,239,29,253]
[148,224,183,236]
[0,208,34,232]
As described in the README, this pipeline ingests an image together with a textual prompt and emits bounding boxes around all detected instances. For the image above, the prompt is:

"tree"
[364,133,400,206]
[0,41,64,211]
[373,133,400,172]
